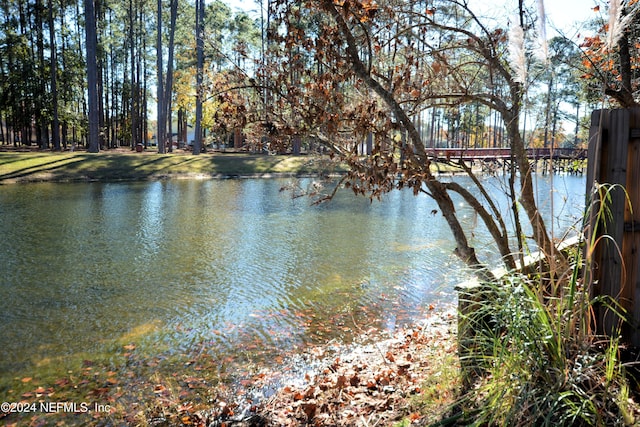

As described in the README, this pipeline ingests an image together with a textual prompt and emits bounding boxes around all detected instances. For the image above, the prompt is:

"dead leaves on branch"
[331,0,379,23]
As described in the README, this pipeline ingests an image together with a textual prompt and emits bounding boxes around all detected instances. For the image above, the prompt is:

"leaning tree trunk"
[323,0,496,281]
[505,109,568,278]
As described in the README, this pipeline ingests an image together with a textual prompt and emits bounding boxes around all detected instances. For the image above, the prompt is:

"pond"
[0,175,586,388]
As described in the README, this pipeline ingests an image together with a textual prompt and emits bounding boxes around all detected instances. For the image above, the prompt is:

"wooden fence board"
[626,110,640,344]
[587,109,606,189]
[588,108,640,345]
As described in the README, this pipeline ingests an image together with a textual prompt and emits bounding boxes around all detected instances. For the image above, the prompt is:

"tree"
[578,0,640,108]
[545,37,586,148]
[156,0,178,154]
[125,0,153,150]
[48,0,60,150]
[0,0,32,146]
[156,0,164,152]
[193,0,205,154]
[603,0,640,107]
[265,0,570,280]
[128,0,139,149]
[85,0,100,153]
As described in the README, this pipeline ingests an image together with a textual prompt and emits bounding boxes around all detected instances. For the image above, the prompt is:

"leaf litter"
[1,305,458,427]
[199,305,459,426]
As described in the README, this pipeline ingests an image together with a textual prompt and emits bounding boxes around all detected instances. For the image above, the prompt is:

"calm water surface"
[0,175,585,382]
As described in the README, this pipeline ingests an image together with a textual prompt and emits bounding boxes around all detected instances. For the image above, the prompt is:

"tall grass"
[457,277,632,426]
[452,183,637,426]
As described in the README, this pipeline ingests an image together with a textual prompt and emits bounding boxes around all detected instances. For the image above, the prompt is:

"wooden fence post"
[587,108,640,346]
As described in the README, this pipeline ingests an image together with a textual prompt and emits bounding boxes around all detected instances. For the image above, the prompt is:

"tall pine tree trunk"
[85,0,100,153]
[48,0,60,150]
[129,0,137,149]
[156,0,165,153]
[193,0,204,155]
[163,0,178,153]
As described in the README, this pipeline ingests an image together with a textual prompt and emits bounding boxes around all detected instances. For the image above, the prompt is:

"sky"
[223,0,261,15]
[222,0,603,37]
[521,0,602,36]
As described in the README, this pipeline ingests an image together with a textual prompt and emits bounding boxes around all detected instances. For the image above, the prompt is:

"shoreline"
[1,305,460,426]
[0,150,347,185]
[0,149,474,185]
[198,305,459,426]
[0,171,344,185]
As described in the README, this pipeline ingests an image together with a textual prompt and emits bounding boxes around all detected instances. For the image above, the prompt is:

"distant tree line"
[0,0,638,157]
[0,0,262,152]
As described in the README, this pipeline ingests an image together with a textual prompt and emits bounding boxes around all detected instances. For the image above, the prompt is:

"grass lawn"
[0,149,466,184]
[0,149,344,183]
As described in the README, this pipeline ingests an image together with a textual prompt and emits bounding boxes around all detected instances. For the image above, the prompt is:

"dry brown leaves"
[255,309,458,426]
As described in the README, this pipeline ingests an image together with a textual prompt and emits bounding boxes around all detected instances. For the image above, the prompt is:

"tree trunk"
[193,0,204,155]
[506,110,565,275]
[85,0,100,153]
[426,180,495,282]
[35,0,49,149]
[605,34,638,108]
[164,0,178,153]
[129,0,137,149]
[48,0,60,150]
[143,22,149,149]
[156,0,165,154]
[96,0,105,150]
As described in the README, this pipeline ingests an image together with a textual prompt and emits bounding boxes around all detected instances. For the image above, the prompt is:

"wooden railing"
[426,147,587,161]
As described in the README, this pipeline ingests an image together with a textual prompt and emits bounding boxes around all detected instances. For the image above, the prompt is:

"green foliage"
[452,199,640,427]
[0,0,262,150]
[457,272,633,426]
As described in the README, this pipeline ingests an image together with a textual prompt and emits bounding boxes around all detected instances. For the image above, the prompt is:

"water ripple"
[0,176,586,377]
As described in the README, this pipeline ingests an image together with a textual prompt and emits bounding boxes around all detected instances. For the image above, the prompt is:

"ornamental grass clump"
[455,251,636,426]
[461,280,630,425]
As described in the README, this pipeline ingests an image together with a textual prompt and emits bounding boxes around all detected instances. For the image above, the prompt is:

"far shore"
[0,147,471,184]
[0,148,347,184]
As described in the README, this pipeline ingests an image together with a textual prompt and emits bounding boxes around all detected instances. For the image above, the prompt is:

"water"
[0,175,586,383]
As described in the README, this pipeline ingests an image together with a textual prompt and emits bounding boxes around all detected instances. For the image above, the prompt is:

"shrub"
[453,263,636,426]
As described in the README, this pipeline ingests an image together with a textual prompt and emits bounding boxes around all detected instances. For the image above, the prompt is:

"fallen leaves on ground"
[248,308,459,426]
[1,308,458,427]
